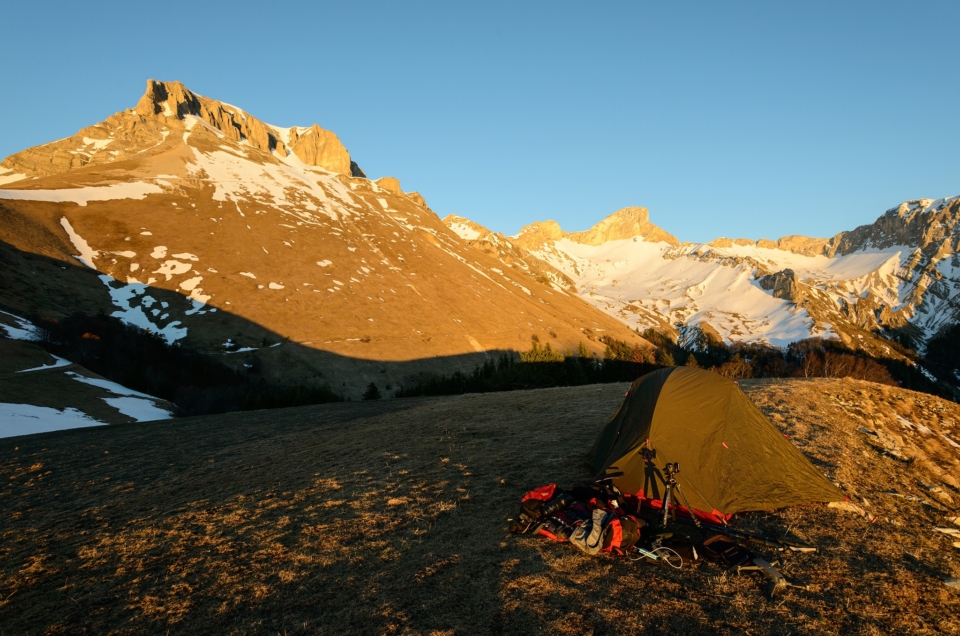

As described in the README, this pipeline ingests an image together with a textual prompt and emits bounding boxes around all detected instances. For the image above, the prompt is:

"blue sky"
[2,1,957,243]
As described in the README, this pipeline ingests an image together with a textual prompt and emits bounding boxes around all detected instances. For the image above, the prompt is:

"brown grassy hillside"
[0,80,652,399]
[2,379,960,634]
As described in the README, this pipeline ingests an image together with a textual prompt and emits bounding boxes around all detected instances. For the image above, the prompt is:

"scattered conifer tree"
[362,382,382,400]
[656,348,676,367]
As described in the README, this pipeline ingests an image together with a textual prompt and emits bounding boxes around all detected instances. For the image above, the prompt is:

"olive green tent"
[586,366,843,522]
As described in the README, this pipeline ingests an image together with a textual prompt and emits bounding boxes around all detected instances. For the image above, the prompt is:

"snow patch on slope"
[0,310,41,341]
[447,222,481,241]
[0,182,163,206]
[185,148,359,224]
[17,355,72,373]
[0,170,28,185]
[0,404,107,438]
[67,371,174,422]
[60,217,99,268]
[98,275,188,343]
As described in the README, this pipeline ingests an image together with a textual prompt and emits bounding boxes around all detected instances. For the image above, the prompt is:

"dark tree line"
[31,312,342,416]
[24,311,958,413]
[396,330,956,402]
[394,350,659,398]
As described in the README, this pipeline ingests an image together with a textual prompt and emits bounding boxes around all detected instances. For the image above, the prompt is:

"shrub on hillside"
[519,340,564,362]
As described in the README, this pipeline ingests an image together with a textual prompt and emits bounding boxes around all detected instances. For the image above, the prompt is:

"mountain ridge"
[445,196,960,359]
[0,79,652,402]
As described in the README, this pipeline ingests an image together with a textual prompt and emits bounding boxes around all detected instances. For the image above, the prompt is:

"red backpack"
[602,514,644,554]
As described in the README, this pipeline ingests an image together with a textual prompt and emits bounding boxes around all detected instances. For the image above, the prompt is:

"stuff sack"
[519,484,558,521]
[510,485,574,534]
[570,509,613,555]
[602,515,644,554]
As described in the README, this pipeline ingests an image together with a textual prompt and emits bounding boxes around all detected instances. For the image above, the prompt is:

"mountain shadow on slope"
[27,311,343,415]
[3,237,956,415]
[925,324,960,388]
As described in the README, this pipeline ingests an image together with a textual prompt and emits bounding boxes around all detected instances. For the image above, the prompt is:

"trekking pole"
[674,517,817,553]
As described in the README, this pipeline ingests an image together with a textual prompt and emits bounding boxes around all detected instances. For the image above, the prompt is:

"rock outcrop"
[1,79,360,179]
[512,207,678,251]
[757,235,830,257]
[567,207,679,247]
[288,123,352,174]
[757,269,802,303]
[512,221,565,250]
[825,198,960,258]
[375,177,403,195]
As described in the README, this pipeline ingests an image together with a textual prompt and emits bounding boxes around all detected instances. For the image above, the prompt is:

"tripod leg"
[661,488,671,528]
[672,483,702,529]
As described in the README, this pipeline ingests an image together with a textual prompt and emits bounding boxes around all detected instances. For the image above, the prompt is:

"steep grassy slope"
[0,338,177,436]
[2,380,960,634]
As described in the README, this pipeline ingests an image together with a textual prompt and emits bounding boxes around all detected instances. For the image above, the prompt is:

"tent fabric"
[585,367,843,520]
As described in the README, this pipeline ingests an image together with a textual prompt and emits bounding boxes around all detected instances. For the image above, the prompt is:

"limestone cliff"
[1,79,360,179]
[512,221,565,250]
[512,207,678,251]
[288,124,352,174]
[567,207,679,247]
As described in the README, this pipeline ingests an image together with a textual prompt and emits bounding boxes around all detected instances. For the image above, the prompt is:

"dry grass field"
[3,378,960,635]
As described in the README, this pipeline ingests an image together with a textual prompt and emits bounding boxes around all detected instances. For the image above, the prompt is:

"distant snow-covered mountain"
[445,199,960,358]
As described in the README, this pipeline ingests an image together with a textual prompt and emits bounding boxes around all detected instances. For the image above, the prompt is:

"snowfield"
[532,226,954,348]
[0,404,107,438]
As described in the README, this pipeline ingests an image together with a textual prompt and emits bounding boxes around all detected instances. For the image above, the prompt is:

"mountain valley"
[1,79,959,429]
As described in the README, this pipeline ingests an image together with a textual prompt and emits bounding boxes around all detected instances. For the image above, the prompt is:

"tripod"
[659,462,701,529]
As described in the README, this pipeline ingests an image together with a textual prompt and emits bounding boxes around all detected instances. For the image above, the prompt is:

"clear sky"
[1,1,957,243]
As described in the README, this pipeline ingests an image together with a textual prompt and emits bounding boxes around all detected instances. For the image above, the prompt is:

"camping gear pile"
[510,366,847,598]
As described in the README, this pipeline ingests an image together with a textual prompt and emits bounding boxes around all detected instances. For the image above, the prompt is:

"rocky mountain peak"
[567,206,679,247]
[512,220,564,250]
[288,123,353,175]
[512,208,679,251]
[135,79,357,171]
[826,196,960,257]
[0,79,363,180]
[134,79,201,119]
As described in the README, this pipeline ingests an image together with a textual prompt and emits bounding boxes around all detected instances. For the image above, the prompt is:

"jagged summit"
[567,206,679,247]
[0,79,364,182]
[512,207,678,250]
[137,79,360,175]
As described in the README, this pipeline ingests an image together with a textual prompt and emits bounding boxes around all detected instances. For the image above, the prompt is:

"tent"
[585,366,843,523]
